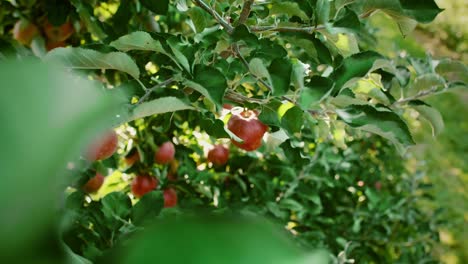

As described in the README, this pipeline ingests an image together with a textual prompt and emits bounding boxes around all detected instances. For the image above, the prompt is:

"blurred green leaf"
[140,0,169,14]
[0,59,119,260]
[131,191,164,225]
[44,48,140,79]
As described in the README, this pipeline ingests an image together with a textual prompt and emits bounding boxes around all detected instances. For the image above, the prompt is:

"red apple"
[163,188,178,208]
[155,141,175,164]
[131,175,159,198]
[124,151,140,166]
[208,145,229,166]
[43,20,74,42]
[227,110,268,151]
[46,40,66,51]
[13,20,39,46]
[85,130,118,161]
[82,173,105,193]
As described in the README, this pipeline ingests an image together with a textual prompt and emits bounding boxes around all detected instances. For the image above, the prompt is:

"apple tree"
[0,0,466,263]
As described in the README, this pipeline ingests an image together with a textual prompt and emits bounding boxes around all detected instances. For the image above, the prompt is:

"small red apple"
[13,20,39,46]
[124,151,140,166]
[155,141,175,164]
[85,130,118,161]
[223,103,233,110]
[46,40,66,51]
[208,145,229,166]
[82,173,105,193]
[163,188,178,208]
[374,181,382,191]
[131,175,159,198]
[227,110,268,151]
[43,20,74,42]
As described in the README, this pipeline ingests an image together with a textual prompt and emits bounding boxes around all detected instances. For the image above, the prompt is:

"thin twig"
[233,43,273,92]
[192,0,234,34]
[224,90,268,104]
[392,87,442,106]
[137,77,175,104]
[250,25,326,34]
[236,0,254,26]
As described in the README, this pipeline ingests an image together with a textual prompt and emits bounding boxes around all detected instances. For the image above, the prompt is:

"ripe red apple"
[43,20,74,42]
[82,173,105,193]
[163,188,178,208]
[167,160,179,181]
[46,40,66,51]
[85,130,118,161]
[124,151,140,166]
[227,110,268,151]
[131,175,159,198]
[374,181,382,191]
[13,20,39,46]
[223,103,233,110]
[208,145,229,166]
[154,141,175,164]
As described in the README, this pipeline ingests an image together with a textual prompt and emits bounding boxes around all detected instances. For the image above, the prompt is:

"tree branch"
[137,77,175,104]
[233,44,273,92]
[224,90,268,104]
[192,0,234,34]
[250,25,326,34]
[392,86,443,106]
[236,0,254,26]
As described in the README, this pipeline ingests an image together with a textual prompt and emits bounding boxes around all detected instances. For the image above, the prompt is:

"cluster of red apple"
[12,18,74,51]
[80,109,268,208]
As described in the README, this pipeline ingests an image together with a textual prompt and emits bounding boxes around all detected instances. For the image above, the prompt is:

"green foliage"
[0,0,466,263]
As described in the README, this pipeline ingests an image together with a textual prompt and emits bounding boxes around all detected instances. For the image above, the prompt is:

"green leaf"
[259,101,282,127]
[331,51,383,94]
[117,215,317,264]
[281,106,304,135]
[333,8,362,32]
[188,6,209,33]
[68,1,107,39]
[200,118,229,138]
[101,192,132,220]
[110,32,184,71]
[132,97,196,121]
[269,58,292,96]
[291,59,306,91]
[110,31,166,53]
[44,47,140,79]
[167,37,192,73]
[249,58,272,84]
[410,101,444,137]
[131,191,164,225]
[231,25,258,45]
[336,105,414,153]
[140,0,169,14]
[399,0,443,23]
[316,0,330,24]
[0,59,120,258]
[299,76,334,108]
[435,59,468,84]
[359,0,442,34]
[270,1,309,21]
[185,65,227,107]
[44,0,71,26]
[409,73,445,96]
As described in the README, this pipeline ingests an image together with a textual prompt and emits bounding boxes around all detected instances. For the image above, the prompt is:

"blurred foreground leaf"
[0,59,120,262]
